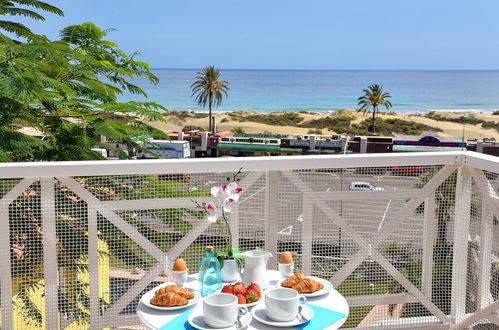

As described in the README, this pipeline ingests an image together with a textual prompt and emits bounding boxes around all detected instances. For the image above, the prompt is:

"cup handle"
[238,306,248,316]
[298,295,307,305]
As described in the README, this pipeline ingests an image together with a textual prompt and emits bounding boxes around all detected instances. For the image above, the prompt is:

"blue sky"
[19,0,499,70]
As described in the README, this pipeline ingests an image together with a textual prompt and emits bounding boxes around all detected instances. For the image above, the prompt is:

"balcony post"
[0,206,13,329]
[422,195,436,299]
[451,167,472,323]
[264,170,279,269]
[41,177,59,330]
[88,208,100,328]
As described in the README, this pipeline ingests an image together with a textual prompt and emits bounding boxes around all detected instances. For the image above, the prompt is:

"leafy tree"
[191,65,229,133]
[1,9,167,161]
[0,1,190,327]
[357,84,392,134]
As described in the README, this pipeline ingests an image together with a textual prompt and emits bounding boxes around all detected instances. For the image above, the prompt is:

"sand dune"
[146,110,499,140]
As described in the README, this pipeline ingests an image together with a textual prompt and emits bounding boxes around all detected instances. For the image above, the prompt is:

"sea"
[122,69,499,113]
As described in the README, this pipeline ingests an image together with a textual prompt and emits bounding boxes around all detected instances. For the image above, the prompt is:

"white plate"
[217,288,264,308]
[187,310,252,330]
[277,276,332,298]
[251,304,314,327]
[140,284,199,311]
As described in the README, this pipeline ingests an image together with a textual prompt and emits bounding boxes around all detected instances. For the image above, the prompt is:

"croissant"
[150,292,188,307]
[281,272,305,288]
[156,285,194,299]
[292,278,324,293]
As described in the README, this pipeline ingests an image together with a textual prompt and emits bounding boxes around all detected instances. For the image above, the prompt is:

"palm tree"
[357,84,392,134]
[191,66,229,133]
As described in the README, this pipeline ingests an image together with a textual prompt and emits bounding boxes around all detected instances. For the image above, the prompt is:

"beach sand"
[146,110,499,140]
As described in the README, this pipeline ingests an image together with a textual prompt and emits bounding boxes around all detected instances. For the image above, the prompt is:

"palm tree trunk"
[208,96,213,133]
[371,105,377,134]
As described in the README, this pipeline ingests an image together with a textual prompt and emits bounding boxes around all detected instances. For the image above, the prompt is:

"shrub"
[242,113,304,126]
[220,118,229,123]
[349,118,442,135]
[231,127,246,134]
[182,125,204,132]
[308,128,323,134]
[482,120,499,132]
[300,113,355,133]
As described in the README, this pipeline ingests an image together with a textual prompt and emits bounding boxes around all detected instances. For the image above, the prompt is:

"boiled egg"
[173,258,188,271]
[279,251,293,264]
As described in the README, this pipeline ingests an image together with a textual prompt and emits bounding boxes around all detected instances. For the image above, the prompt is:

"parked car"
[349,182,384,191]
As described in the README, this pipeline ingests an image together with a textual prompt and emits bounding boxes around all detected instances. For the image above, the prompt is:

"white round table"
[137,270,349,329]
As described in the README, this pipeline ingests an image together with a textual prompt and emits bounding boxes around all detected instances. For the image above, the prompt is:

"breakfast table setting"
[136,250,349,330]
[137,178,348,329]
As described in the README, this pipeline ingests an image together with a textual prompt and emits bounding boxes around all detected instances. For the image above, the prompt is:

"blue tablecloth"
[159,304,346,329]
[158,310,195,330]
[295,304,346,329]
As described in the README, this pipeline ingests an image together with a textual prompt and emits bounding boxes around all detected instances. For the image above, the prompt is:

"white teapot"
[236,250,272,289]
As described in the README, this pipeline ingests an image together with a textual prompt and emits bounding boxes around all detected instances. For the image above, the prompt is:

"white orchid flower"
[205,202,221,223]
[205,182,243,221]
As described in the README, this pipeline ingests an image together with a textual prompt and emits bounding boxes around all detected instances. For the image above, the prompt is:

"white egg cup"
[278,262,294,278]
[172,269,188,287]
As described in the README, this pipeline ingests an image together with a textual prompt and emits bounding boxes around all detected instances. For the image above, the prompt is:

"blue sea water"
[123,69,499,113]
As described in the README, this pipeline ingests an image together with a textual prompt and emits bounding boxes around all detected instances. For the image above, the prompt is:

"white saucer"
[251,304,314,327]
[277,276,333,297]
[187,310,252,330]
[140,284,200,311]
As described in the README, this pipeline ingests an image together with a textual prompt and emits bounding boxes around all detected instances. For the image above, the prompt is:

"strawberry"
[237,294,247,304]
[245,289,259,303]
[233,282,247,296]
[247,282,261,298]
[221,285,234,295]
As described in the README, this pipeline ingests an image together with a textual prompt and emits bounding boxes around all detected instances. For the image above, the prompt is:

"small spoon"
[236,314,242,329]
[297,305,308,323]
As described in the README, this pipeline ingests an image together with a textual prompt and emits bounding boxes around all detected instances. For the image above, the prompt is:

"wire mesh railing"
[0,151,497,329]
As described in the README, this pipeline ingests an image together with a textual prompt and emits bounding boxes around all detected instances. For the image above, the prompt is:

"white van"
[349,182,384,191]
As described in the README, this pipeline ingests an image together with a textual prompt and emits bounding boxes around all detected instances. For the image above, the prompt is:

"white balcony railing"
[0,151,498,329]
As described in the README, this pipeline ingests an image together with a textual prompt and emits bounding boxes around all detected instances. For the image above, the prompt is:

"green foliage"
[237,112,304,126]
[349,118,442,135]
[425,111,483,125]
[426,111,499,133]
[0,4,167,162]
[0,0,63,38]
[307,128,323,134]
[481,120,499,133]
[357,84,392,134]
[231,126,246,134]
[300,113,355,130]
[191,65,229,133]
[182,125,205,132]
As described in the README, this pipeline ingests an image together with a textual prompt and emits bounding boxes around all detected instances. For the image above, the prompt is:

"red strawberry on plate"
[233,282,247,296]
[221,285,234,295]
[245,289,259,303]
[246,282,261,298]
[237,294,247,304]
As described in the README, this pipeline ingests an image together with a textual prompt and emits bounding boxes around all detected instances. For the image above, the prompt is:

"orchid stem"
[221,208,232,254]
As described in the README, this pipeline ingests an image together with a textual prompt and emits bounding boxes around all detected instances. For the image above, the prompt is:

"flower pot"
[221,259,241,283]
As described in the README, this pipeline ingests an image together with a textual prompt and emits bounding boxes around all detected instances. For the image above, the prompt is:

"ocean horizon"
[122,69,499,113]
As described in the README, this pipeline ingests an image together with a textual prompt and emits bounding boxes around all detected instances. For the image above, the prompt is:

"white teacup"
[265,287,307,322]
[279,262,294,278]
[172,270,188,287]
[203,293,248,328]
